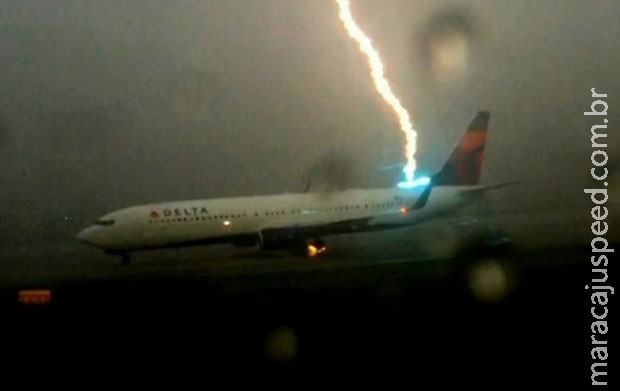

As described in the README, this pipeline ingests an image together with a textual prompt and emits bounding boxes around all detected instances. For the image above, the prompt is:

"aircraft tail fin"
[433,111,490,186]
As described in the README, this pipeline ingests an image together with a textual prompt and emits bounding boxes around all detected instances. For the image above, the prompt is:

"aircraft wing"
[259,212,400,240]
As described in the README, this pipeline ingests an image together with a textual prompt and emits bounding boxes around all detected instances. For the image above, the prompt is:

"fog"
[0,0,618,247]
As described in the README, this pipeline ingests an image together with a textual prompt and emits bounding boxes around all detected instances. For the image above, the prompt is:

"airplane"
[77,111,514,264]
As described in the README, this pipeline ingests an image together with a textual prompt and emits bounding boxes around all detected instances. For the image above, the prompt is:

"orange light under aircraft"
[400,206,409,214]
[307,244,327,257]
[19,290,52,305]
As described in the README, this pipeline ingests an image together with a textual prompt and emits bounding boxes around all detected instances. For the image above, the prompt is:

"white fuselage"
[77,186,472,252]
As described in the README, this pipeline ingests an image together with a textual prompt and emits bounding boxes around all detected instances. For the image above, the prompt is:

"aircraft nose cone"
[76,227,94,244]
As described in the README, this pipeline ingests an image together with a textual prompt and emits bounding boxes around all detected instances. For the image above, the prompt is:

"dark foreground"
[1,242,599,380]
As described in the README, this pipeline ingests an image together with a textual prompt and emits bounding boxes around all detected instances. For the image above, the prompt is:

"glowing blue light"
[397,176,431,189]
[403,165,415,183]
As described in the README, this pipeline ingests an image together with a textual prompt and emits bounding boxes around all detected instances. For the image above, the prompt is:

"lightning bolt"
[335,0,417,183]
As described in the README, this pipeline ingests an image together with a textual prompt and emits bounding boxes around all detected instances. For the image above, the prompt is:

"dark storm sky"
[0,0,618,245]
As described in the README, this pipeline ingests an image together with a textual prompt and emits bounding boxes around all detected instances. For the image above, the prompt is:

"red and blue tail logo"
[434,111,489,186]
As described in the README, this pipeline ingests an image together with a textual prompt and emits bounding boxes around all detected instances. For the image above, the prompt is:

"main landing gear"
[306,239,327,258]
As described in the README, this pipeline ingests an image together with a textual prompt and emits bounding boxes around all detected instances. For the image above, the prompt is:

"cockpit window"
[94,219,115,226]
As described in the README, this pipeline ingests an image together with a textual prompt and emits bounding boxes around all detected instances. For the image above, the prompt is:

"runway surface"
[0,210,595,288]
[0,211,606,377]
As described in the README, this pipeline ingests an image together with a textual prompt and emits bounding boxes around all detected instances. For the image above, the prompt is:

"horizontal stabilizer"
[458,180,519,196]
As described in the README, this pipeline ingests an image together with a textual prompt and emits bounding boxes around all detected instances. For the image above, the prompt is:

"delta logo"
[149,206,209,219]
